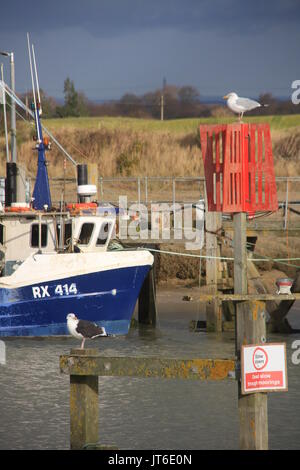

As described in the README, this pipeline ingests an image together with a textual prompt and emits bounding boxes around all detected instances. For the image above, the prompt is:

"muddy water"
[0,287,299,449]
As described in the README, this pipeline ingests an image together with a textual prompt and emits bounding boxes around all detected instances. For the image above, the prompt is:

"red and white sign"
[241,343,288,394]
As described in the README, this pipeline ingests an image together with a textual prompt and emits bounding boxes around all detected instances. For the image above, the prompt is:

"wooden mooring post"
[60,351,236,450]
[205,211,222,332]
[234,213,268,450]
[69,349,99,450]
[138,267,157,326]
[138,245,158,326]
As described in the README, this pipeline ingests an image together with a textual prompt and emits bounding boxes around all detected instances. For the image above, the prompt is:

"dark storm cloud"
[0,0,299,100]
[1,0,300,37]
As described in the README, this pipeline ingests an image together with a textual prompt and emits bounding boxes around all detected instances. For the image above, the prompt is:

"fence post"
[99,176,103,198]
[145,176,148,206]
[234,212,268,450]
[284,179,289,230]
[172,178,176,228]
[69,349,99,450]
[138,177,141,206]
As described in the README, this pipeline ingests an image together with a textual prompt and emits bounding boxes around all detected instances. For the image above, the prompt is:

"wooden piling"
[69,349,99,450]
[60,351,236,449]
[138,268,157,325]
[138,246,158,326]
[234,213,268,450]
[205,211,222,332]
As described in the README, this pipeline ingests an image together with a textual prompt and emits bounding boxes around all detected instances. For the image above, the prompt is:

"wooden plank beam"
[60,354,236,381]
[197,293,300,302]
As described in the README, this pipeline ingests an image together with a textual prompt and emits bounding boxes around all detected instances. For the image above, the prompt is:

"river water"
[0,287,300,450]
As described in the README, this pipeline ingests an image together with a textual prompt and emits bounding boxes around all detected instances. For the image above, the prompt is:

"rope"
[143,247,234,260]
[141,247,300,269]
[286,180,290,265]
[58,139,90,163]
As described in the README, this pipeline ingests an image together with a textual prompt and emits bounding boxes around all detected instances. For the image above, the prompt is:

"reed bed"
[1,115,300,280]
[2,115,300,181]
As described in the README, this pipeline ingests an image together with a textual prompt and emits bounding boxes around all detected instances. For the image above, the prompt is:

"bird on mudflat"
[223,92,267,121]
[67,313,108,349]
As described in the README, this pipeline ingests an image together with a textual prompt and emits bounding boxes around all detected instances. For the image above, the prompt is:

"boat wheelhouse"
[0,208,153,336]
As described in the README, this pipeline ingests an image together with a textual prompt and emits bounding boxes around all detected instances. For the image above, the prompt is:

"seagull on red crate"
[223,92,268,121]
[67,313,108,349]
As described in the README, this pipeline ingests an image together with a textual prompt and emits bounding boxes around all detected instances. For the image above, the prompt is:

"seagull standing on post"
[223,92,267,121]
[67,313,108,349]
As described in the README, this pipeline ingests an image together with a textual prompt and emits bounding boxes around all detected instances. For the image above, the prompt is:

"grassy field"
[44,113,300,133]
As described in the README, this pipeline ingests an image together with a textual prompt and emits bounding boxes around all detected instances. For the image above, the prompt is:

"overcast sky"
[0,0,299,100]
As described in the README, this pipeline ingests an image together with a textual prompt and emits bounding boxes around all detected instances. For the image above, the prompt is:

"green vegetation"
[44,113,300,134]
[55,78,89,118]
[2,112,300,188]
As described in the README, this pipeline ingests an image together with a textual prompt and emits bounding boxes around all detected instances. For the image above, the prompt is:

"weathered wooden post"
[205,210,222,332]
[234,213,268,449]
[60,352,236,449]
[199,122,278,449]
[69,349,99,450]
[138,244,158,326]
[138,267,157,325]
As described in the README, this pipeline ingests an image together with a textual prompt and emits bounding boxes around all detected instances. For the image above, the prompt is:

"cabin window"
[31,224,48,247]
[96,222,111,246]
[0,224,4,245]
[64,223,72,244]
[56,222,72,246]
[78,223,94,245]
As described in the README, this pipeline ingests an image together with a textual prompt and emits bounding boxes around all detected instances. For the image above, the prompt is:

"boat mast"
[27,33,52,210]
[0,64,10,162]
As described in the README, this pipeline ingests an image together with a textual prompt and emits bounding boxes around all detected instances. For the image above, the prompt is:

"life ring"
[5,206,31,213]
[66,203,97,211]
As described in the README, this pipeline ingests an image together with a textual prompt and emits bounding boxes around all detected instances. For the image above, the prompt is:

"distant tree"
[142,90,161,119]
[256,93,277,115]
[64,77,78,116]
[56,77,89,117]
[258,93,277,106]
[178,86,200,104]
[118,93,142,116]
[161,85,180,119]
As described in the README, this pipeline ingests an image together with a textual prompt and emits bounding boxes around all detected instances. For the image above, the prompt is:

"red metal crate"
[200,123,278,213]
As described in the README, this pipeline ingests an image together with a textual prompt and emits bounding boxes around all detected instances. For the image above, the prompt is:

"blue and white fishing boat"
[0,38,153,337]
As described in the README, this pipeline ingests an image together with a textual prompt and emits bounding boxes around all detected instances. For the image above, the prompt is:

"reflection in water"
[0,292,300,450]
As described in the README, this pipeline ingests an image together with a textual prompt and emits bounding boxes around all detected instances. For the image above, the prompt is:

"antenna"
[32,43,42,115]
[27,32,40,141]
[0,66,10,162]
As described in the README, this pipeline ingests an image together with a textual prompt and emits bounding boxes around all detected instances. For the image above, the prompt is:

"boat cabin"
[0,211,117,276]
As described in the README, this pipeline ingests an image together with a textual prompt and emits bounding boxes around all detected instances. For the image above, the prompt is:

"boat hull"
[0,264,151,337]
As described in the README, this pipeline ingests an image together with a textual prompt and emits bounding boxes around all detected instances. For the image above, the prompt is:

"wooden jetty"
[60,349,236,450]
[59,124,295,450]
